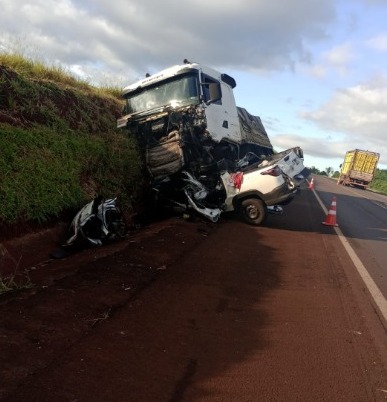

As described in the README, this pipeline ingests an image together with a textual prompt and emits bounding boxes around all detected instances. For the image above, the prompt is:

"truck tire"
[239,198,266,226]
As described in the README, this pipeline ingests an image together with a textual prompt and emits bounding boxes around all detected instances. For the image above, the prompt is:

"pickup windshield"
[124,73,199,115]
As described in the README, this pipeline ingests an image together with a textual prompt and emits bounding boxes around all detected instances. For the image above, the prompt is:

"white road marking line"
[313,189,387,323]
[374,201,387,210]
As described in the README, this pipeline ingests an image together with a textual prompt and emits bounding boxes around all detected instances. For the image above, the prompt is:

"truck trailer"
[337,149,379,188]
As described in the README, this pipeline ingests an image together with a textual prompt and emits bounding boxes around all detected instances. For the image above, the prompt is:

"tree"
[325,167,334,177]
[309,166,321,174]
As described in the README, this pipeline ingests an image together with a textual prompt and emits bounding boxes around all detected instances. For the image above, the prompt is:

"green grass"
[313,167,387,195]
[0,51,145,233]
[0,125,143,223]
[369,169,387,194]
[1,51,91,91]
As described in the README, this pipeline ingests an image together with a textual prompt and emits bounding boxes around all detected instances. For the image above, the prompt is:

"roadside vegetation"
[370,169,387,194]
[0,244,33,294]
[309,166,387,194]
[0,52,144,238]
[0,273,33,294]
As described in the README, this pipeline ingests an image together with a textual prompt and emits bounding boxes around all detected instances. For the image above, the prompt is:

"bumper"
[263,182,296,206]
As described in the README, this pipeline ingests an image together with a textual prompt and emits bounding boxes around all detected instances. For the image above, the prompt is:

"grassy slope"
[330,169,387,194]
[0,57,143,239]
[370,169,387,194]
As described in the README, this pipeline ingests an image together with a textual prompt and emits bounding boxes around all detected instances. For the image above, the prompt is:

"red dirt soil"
[0,217,217,400]
[1,202,386,401]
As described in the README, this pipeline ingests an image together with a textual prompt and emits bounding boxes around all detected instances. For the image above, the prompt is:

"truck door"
[201,74,241,143]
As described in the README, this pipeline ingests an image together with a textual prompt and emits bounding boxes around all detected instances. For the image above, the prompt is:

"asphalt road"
[311,175,387,299]
[1,181,387,401]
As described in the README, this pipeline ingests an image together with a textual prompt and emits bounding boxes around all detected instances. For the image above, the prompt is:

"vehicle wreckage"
[62,196,126,249]
[117,60,305,225]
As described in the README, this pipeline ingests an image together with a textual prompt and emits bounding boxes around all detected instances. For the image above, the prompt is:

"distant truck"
[337,149,379,188]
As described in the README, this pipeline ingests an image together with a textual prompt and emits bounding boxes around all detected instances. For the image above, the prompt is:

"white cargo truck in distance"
[117,60,305,225]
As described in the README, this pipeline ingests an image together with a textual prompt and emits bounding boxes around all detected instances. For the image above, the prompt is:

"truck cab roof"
[122,61,236,96]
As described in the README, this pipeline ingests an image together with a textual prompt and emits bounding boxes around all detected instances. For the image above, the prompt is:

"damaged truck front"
[117,61,302,225]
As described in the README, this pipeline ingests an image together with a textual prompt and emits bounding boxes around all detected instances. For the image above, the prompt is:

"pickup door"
[272,147,305,179]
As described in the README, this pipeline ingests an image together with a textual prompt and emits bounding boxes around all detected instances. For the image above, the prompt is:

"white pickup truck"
[117,60,304,225]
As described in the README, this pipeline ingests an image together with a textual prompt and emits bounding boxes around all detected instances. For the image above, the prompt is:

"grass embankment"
[370,170,387,194]
[331,169,387,194]
[0,53,143,239]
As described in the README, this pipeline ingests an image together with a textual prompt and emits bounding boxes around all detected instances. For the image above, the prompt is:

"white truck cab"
[118,62,242,143]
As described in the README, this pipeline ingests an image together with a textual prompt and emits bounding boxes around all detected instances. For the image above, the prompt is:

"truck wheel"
[239,198,266,226]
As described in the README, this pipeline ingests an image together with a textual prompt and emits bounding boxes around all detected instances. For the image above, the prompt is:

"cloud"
[324,43,355,69]
[271,133,349,161]
[0,0,336,83]
[361,0,387,5]
[303,42,356,78]
[308,65,327,79]
[366,32,387,52]
[299,76,387,164]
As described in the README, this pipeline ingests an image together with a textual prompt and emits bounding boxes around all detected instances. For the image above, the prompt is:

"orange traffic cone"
[308,178,315,189]
[322,197,338,226]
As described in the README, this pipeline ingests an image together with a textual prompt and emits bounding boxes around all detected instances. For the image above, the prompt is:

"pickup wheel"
[239,198,266,226]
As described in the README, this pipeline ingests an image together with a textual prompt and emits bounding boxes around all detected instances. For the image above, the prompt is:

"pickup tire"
[239,198,266,226]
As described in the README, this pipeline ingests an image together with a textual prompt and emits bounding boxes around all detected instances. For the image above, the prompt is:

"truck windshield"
[124,74,199,115]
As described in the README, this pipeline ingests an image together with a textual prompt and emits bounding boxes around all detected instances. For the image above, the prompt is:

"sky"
[1,0,387,171]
